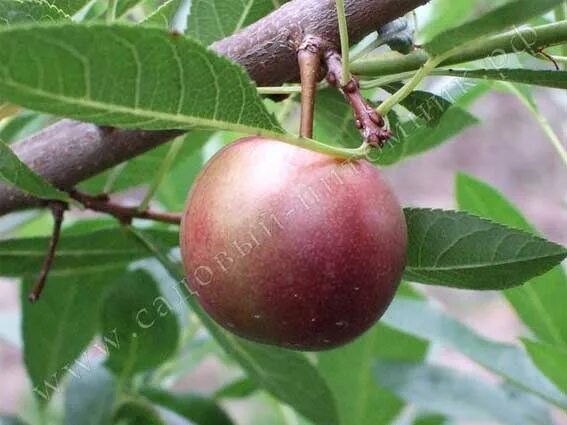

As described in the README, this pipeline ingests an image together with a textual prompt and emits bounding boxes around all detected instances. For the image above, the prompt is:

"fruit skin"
[180,137,407,351]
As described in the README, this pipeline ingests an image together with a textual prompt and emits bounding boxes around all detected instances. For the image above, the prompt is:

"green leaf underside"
[383,297,567,409]
[0,23,280,134]
[523,340,567,395]
[0,0,69,25]
[140,388,234,425]
[188,0,276,45]
[143,0,181,28]
[318,323,428,425]
[443,69,567,89]
[374,361,551,425]
[403,208,567,290]
[22,274,116,404]
[0,227,177,277]
[65,365,116,425]
[456,173,567,347]
[0,138,69,201]
[425,0,565,55]
[101,270,179,375]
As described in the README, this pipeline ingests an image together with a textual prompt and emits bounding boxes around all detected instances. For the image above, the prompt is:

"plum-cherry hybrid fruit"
[180,137,407,351]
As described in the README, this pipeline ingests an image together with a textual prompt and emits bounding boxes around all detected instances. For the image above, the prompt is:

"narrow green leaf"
[0,0,69,25]
[115,0,143,17]
[22,273,115,404]
[0,112,52,144]
[403,208,567,289]
[131,228,339,425]
[214,377,258,399]
[425,0,564,55]
[419,0,475,41]
[0,228,178,277]
[382,85,454,126]
[0,138,69,201]
[113,398,165,425]
[42,0,90,15]
[456,173,567,346]
[314,89,478,163]
[0,417,29,425]
[0,23,280,134]
[65,365,116,425]
[101,270,179,375]
[80,131,210,193]
[442,69,567,89]
[375,361,552,425]
[413,414,448,425]
[140,387,234,425]
[188,0,276,45]
[143,0,181,28]
[318,323,428,425]
[523,339,567,395]
[371,100,478,165]
[383,297,567,409]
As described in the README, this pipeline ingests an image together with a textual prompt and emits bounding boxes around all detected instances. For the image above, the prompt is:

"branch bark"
[0,0,429,216]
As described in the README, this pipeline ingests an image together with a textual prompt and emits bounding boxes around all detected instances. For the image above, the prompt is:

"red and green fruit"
[180,137,407,350]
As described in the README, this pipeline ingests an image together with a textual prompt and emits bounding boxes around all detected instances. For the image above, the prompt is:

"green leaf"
[371,107,478,166]
[0,138,69,201]
[143,0,181,28]
[374,361,552,425]
[42,0,90,15]
[425,0,564,55]
[318,323,428,425]
[313,89,478,163]
[0,111,52,144]
[0,227,178,277]
[101,270,179,375]
[419,0,475,41]
[413,414,447,425]
[0,23,280,134]
[403,208,567,290]
[442,69,567,89]
[80,131,210,193]
[188,0,276,45]
[456,173,567,346]
[65,365,116,425]
[383,297,567,409]
[114,398,165,425]
[0,417,29,425]
[382,85,454,126]
[523,339,567,395]
[22,273,115,404]
[115,0,143,17]
[214,377,258,399]
[131,228,339,425]
[0,0,69,25]
[140,387,234,425]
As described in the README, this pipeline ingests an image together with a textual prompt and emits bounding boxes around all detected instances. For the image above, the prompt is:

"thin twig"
[29,202,66,303]
[69,190,182,225]
[325,50,390,147]
[298,36,324,138]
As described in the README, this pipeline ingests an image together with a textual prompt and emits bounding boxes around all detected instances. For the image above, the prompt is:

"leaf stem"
[106,0,117,23]
[507,83,567,172]
[376,56,443,116]
[138,136,184,211]
[554,4,567,64]
[335,0,350,85]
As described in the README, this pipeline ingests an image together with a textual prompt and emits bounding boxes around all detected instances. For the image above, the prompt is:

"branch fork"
[296,37,391,147]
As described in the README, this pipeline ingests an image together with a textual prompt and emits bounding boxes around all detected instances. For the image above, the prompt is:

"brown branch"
[28,202,66,302]
[324,51,390,147]
[0,0,430,216]
[68,190,182,225]
[297,36,325,138]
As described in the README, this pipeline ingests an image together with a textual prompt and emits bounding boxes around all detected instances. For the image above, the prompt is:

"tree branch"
[0,0,429,216]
